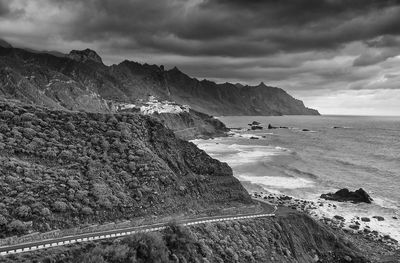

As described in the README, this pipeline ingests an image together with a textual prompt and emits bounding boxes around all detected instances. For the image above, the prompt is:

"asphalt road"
[0,199,276,256]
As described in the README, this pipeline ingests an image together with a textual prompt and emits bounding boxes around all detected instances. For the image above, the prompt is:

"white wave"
[238,174,315,189]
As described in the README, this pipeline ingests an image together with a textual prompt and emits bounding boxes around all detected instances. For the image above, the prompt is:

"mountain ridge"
[0,46,319,116]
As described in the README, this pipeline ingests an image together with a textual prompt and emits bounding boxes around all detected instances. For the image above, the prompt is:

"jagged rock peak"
[170,66,181,72]
[68,48,103,64]
[0,39,12,48]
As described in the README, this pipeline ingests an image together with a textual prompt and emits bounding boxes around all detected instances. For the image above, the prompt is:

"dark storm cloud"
[0,0,10,16]
[44,0,400,57]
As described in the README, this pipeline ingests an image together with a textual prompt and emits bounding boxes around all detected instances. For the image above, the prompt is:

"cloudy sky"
[1,0,400,115]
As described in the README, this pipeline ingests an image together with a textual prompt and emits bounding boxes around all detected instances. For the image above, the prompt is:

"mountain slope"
[0,99,251,237]
[0,46,319,116]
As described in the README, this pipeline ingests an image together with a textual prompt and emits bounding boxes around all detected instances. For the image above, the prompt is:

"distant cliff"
[0,45,319,117]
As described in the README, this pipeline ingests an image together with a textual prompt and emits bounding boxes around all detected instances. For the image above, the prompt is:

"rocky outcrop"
[0,39,12,48]
[67,49,103,64]
[320,188,373,203]
[154,109,229,140]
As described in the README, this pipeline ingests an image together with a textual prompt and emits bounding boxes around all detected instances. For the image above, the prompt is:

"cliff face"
[0,100,251,237]
[0,46,319,117]
[154,109,229,140]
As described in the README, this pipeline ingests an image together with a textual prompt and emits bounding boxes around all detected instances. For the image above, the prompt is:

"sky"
[1,0,400,115]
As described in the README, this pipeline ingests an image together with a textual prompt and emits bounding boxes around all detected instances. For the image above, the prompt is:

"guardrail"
[0,213,275,256]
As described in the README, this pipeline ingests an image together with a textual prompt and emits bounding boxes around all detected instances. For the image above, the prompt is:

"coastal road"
[0,200,276,256]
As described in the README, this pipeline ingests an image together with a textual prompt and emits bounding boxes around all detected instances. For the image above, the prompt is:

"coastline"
[192,118,400,262]
[251,191,400,262]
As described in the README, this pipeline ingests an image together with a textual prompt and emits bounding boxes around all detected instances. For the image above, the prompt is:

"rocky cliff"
[0,45,319,117]
[0,100,251,237]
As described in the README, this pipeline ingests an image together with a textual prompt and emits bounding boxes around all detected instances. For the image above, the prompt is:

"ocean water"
[192,115,400,241]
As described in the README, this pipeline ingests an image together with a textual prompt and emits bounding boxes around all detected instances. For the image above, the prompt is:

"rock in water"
[251,125,263,130]
[320,188,373,203]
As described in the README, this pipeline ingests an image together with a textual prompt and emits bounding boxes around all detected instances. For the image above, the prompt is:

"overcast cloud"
[1,0,400,115]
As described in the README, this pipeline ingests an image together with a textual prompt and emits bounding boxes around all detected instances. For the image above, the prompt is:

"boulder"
[268,124,278,129]
[251,125,263,130]
[333,215,345,221]
[372,216,384,221]
[320,188,373,203]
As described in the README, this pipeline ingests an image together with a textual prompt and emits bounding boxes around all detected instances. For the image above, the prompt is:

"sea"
[192,115,400,241]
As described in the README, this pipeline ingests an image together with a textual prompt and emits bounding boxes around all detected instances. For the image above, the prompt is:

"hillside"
[1,213,370,263]
[0,100,251,238]
[0,45,319,117]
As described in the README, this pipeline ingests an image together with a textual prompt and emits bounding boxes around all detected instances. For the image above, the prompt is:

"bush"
[53,201,68,212]
[20,113,36,122]
[7,220,26,233]
[0,110,15,119]
[0,214,7,226]
[16,205,32,218]
[81,207,93,215]
[41,207,51,217]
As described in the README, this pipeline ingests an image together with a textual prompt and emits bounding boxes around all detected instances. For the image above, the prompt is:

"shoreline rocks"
[251,191,399,253]
[320,188,373,203]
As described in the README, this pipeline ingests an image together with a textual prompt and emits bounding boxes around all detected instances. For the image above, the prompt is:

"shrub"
[53,201,68,212]
[0,110,15,119]
[67,179,80,189]
[7,220,26,233]
[0,214,7,226]
[81,207,93,215]
[41,207,51,217]
[16,205,32,218]
[20,113,36,122]
[65,122,75,131]
[123,233,169,263]
[59,150,74,160]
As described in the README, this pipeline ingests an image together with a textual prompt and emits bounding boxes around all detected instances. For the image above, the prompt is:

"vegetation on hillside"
[2,215,368,263]
[0,100,251,237]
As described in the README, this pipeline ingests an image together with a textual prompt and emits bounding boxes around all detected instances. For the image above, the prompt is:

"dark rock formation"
[268,124,278,129]
[320,188,373,203]
[67,49,103,64]
[250,121,261,125]
[251,125,263,130]
[154,109,229,140]
[0,39,12,48]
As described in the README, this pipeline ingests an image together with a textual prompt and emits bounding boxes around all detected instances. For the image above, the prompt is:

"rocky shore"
[252,192,400,262]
